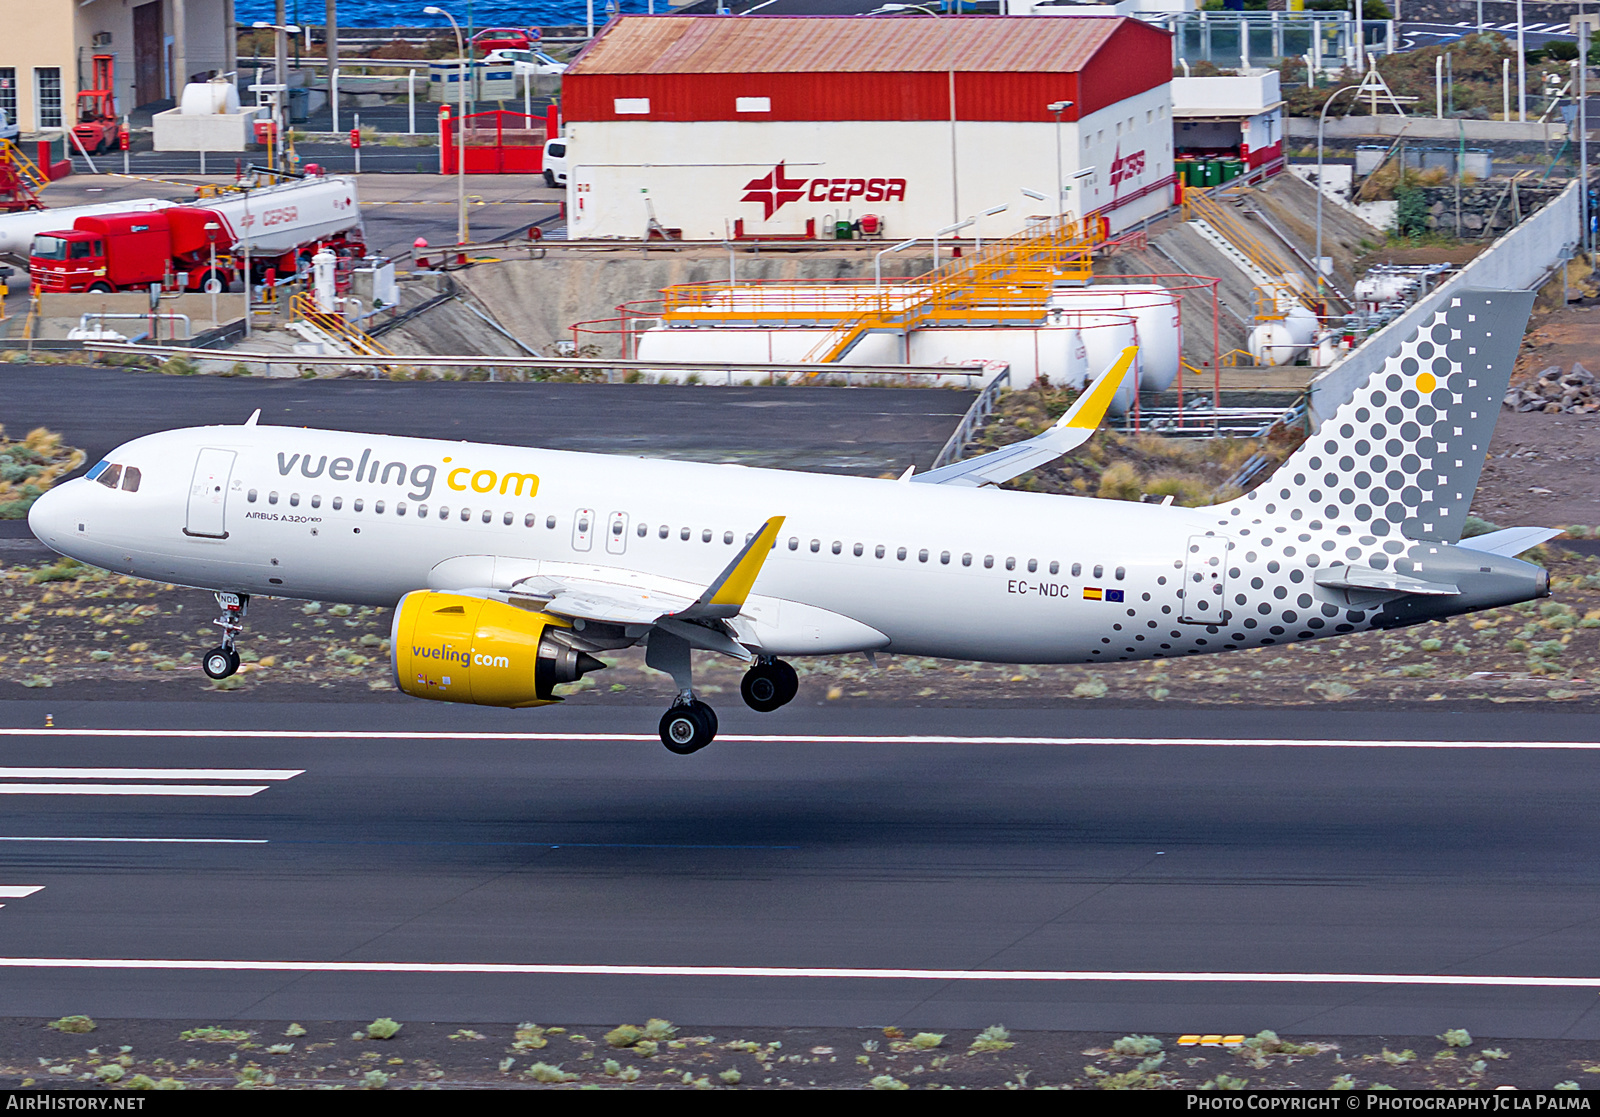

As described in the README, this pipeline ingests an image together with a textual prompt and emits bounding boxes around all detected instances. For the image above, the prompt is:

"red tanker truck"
[30,207,236,293]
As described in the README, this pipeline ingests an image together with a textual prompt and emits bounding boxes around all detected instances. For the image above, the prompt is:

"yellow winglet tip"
[707,515,786,607]
[1062,346,1138,430]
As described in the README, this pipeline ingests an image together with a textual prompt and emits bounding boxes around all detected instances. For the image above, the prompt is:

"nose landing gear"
[740,657,798,713]
[201,591,249,680]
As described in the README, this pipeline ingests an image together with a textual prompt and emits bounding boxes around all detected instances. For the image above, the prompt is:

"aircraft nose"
[27,482,78,550]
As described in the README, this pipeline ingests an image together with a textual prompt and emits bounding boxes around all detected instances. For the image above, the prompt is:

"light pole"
[872,5,956,220]
[1315,84,1362,304]
[1047,99,1073,219]
[1582,20,1592,256]
[425,5,468,245]
[932,218,973,269]
[972,202,1007,252]
[874,236,920,287]
[251,20,301,175]
[1516,0,1527,120]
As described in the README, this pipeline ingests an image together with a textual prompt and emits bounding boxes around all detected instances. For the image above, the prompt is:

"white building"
[1171,71,1285,174]
[561,15,1177,242]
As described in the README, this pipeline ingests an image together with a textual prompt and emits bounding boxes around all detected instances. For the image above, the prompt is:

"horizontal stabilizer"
[1457,526,1564,557]
[910,347,1137,488]
[1313,566,1459,596]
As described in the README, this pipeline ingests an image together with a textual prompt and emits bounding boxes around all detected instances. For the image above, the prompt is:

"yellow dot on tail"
[1417,372,1438,393]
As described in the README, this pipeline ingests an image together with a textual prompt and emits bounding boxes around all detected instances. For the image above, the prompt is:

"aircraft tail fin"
[1234,289,1532,544]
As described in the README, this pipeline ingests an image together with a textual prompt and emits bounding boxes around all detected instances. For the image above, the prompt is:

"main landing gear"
[740,657,798,713]
[201,591,249,680]
[646,629,801,755]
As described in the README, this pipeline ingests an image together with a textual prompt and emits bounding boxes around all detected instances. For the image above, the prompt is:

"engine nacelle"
[390,591,604,707]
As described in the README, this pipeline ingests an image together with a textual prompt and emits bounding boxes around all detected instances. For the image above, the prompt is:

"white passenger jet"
[28,289,1555,753]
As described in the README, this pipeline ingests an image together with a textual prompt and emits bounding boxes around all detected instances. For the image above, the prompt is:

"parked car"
[473,27,540,53]
[482,48,568,77]
[541,137,567,188]
[0,107,19,143]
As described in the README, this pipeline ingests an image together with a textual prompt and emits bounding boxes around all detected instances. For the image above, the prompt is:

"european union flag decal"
[1106,589,1125,603]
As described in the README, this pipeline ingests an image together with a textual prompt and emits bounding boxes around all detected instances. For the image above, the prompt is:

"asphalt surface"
[0,365,975,475]
[0,702,1596,1036]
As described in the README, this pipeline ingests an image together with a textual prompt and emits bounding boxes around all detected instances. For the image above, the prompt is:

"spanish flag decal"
[1083,587,1103,601]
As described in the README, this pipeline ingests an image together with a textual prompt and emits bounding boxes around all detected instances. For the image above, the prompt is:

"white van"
[541,137,567,188]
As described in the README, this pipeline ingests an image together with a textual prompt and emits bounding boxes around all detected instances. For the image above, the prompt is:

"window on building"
[0,69,16,124]
[33,67,60,130]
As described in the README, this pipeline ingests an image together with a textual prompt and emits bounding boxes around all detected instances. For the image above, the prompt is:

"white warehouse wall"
[565,84,1173,241]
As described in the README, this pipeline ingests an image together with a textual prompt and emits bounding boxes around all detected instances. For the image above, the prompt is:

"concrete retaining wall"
[1306,177,1580,428]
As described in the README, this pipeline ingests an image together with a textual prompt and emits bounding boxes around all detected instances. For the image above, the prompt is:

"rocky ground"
[0,1017,1593,1091]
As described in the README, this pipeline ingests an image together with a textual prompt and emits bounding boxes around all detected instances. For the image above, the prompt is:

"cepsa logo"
[741,163,907,220]
[1110,148,1146,189]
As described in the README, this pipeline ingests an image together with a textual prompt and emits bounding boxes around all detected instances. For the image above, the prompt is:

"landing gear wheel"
[202,646,240,680]
[659,700,717,754]
[741,659,799,712]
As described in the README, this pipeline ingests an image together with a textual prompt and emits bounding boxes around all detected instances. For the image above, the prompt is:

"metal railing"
[930,366,1011,471]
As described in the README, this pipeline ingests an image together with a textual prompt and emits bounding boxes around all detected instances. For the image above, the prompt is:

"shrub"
[1111,1035,1162,1056]
[605,1024,642,1048]
[869,1075,909,1090]
[365,1018,401,1040]
[1098,460,1143,501]
[969,1025,1014,1053]
[1440,1028,1472,1048]
[524,1063,577,1083]
[47,1016,95,1034]
[909,1032,945,1050]
[641,1018,677,1040]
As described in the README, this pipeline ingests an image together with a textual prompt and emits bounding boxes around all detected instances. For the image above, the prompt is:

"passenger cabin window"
[482,510,493,524]
[831,541,841,555]
[636,522,647,537]
[1005,557,1015,571]
[983,555,994,569]
[788,537,798,550]
[353,498,364,512]
[417,504,428,518]
[659,525,670,539]
[546,516,557,529]
[1093,564,1104,579]
[310,494,321,508]
[918,549,929,563]
[875,545,885,559]
[724,531,734,544]
[374,501,385,514]
[332,497,343,510]
[940,551,950,565]
[1071,562,1082,577]
[438,506,449,519]
[289,494,300,507]
[1049,561,1060,575]
[526,513,537,527]
[247,489,258,502]
[268,491,278,505]
[1115,566,1126,580]
[896,547,907,561]
[810,539,820,553]
[460,508,472,521]
[701,529,712,543]
[681,527,691,541]
[962,553,972,567]
[853,543,863,557]
[397,503,408,516]
[1027,559,1038,573]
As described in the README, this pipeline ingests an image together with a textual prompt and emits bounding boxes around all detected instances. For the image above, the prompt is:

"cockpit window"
[94,464,122,489]
[121,467,141,492]
[86,460,139,492]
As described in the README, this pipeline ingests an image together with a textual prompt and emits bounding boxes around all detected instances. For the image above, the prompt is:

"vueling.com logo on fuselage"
[275,450,539,502]
[412,644,511,669]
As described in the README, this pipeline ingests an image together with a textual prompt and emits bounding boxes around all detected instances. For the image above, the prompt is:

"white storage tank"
[180,80,242,116]
[1247,304,1318,365]
[1045,284,1182,393]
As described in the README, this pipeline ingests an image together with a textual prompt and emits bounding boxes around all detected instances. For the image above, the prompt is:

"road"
[0,702,1596,1037]
[0,365,976,475]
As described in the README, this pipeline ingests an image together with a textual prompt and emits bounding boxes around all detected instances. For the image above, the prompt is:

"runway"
[0,701,1597,1038]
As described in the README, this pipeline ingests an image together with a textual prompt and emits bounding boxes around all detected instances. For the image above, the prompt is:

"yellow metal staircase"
[1181,186,1318,315]
[657,214,1103,370]
[0,139,49,211]
[291,292,394,358]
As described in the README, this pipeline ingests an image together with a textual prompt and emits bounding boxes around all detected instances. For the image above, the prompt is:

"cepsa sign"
[1110,148,1146,188]
[741,163,907,219]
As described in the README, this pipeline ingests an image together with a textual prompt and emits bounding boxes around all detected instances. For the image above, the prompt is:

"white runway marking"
[0,768,302,780]
[0,729,1595,749]
[0,888,43,899]
[0,784,270,797]
[0,837,266,844]
[0,957,1593,988]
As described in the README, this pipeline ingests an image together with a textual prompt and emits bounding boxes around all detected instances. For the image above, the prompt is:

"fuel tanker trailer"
[26,173,364,294]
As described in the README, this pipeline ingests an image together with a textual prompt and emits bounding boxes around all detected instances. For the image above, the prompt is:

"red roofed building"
[561,15,1175,241]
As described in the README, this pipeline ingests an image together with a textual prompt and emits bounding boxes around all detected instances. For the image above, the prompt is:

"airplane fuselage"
[28,423,1545,667]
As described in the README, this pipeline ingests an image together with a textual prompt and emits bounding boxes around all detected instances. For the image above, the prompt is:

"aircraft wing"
[485,518,786,657]
[908,346,1137,488]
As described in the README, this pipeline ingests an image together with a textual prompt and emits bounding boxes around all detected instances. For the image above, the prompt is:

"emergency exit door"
[184,448,235,538]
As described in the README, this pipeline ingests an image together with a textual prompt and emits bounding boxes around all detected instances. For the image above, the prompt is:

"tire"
[87,281,114,294]
[659,701,716,754]
[543,169,556,188]
[202,646,239,680]
[198,270,229,294]
[740,665,786,713]
[774,659,799,705]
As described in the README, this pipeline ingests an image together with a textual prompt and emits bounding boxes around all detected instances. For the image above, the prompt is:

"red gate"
[439,106,559,175]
